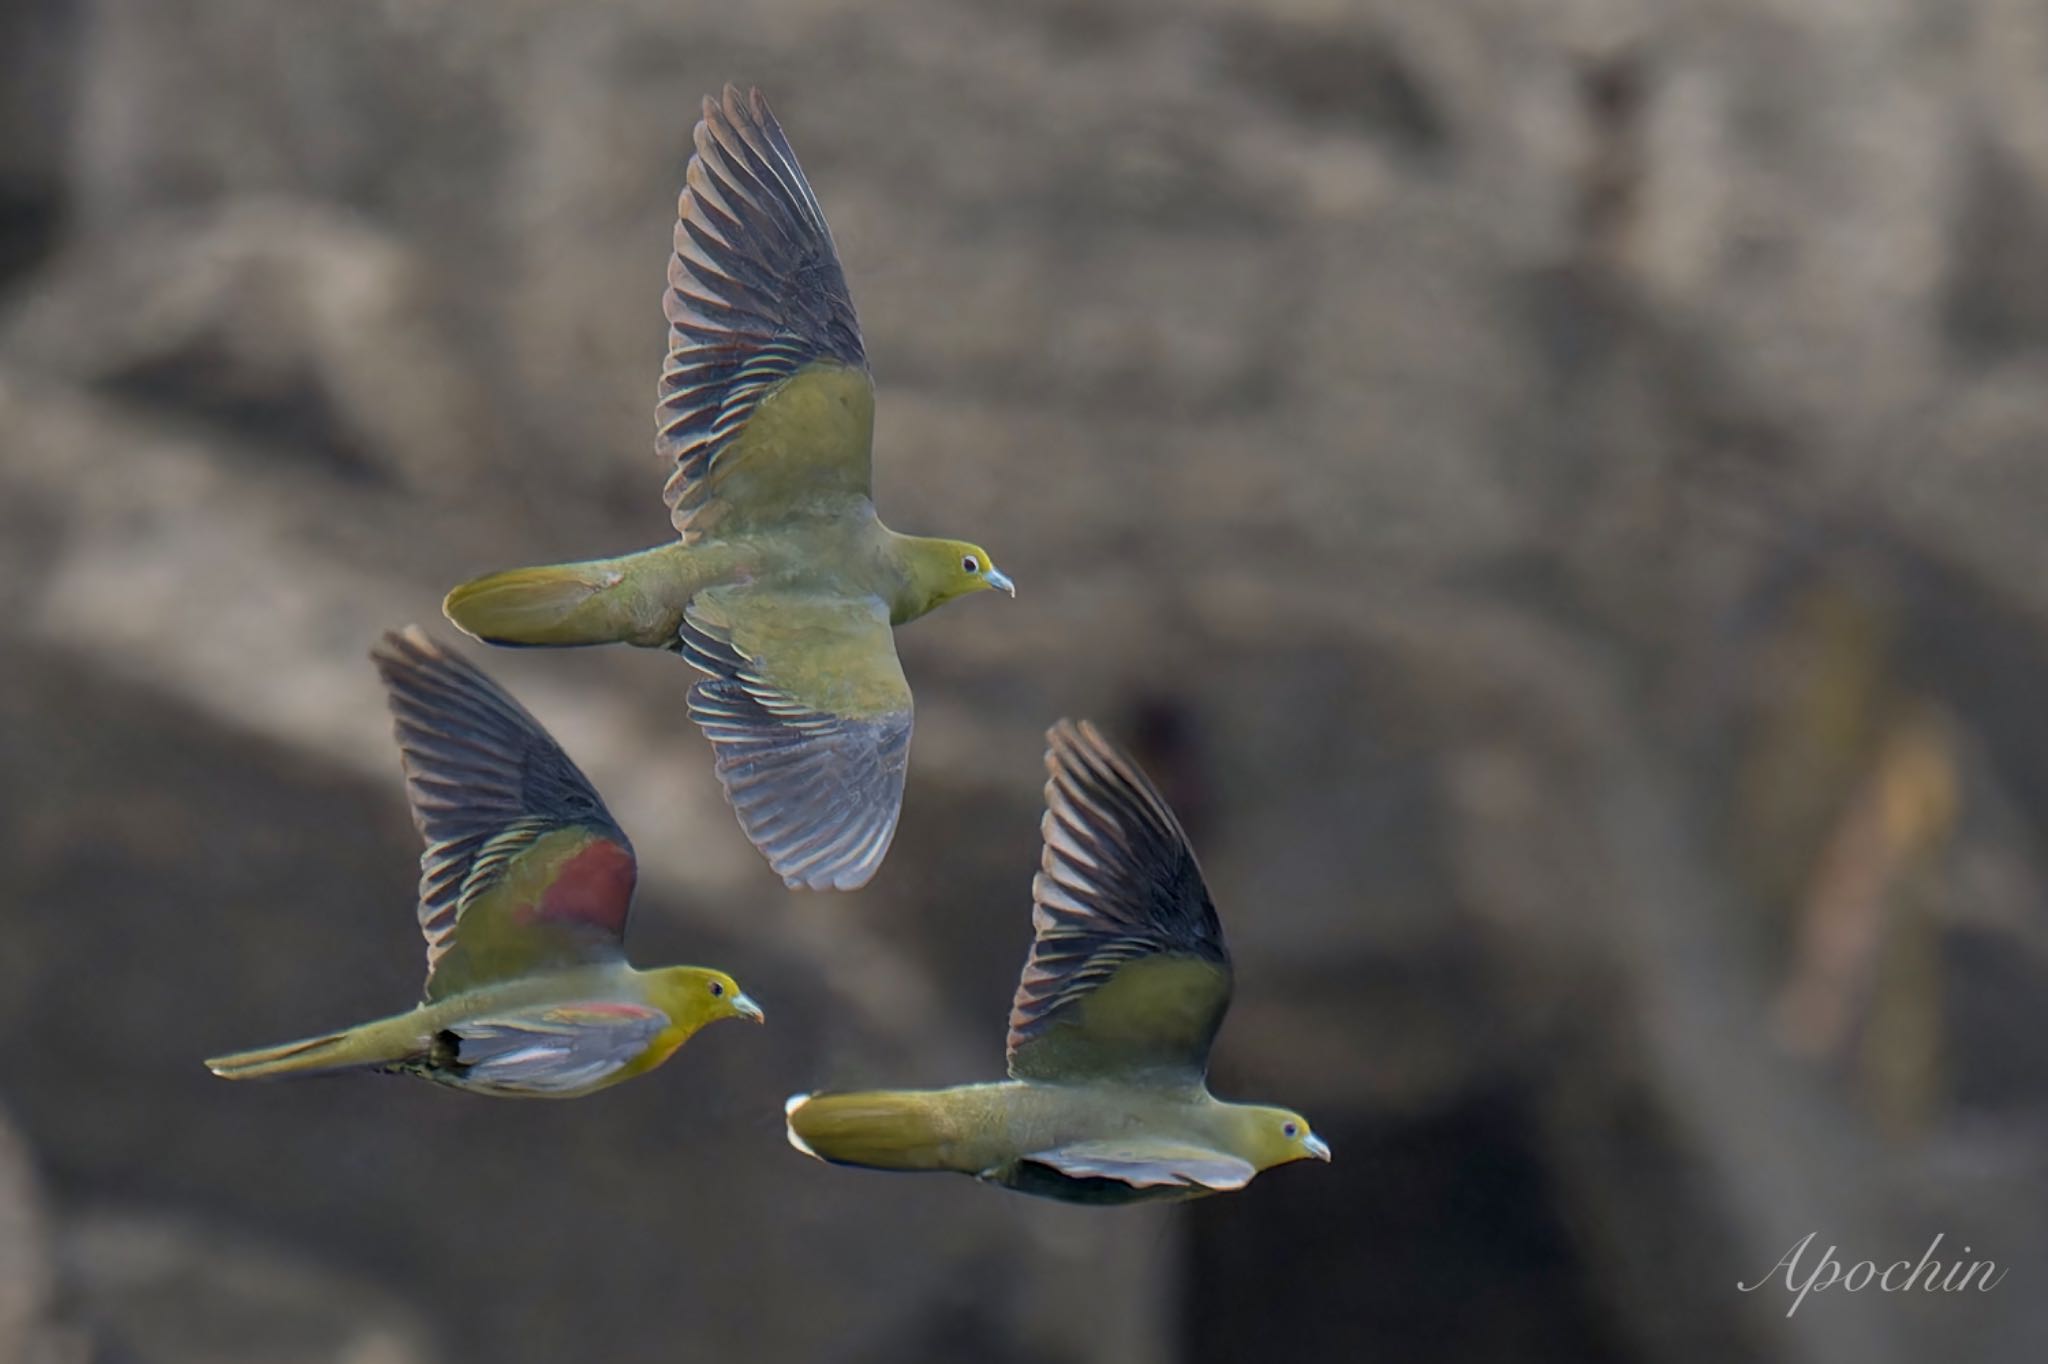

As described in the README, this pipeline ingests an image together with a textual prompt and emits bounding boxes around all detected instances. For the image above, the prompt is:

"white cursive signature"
[1739,1233,2009,1317]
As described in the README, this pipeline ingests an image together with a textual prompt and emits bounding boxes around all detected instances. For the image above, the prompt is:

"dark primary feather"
[371,628,635,985]
[1006,721,1231,1079]
[657,84,868,540]
[678,605,910,892]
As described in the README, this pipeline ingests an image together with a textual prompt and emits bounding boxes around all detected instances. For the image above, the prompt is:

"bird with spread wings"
[442,87,1013,892]
[205,628,763,1098]
[783,721,1331,1204]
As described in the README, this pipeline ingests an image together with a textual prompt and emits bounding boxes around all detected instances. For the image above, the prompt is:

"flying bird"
[442,85,1012,892]
[783,721,1331,1203]
[205,627,763,1098]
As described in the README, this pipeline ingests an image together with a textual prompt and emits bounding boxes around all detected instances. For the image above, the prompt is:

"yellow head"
[650,966,765,1033]
[896,536,1014,620]
[1228,1105,1334,1172]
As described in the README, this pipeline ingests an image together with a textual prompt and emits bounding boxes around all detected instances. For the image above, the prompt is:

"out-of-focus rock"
[0,1107,90,1364]
[0,201,498,492]
[0,0,75,290]
[59,1211,438,1364]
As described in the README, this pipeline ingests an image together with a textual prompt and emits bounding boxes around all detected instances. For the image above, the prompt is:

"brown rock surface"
[59,1211,437,1364]
[0,1108,88,1364]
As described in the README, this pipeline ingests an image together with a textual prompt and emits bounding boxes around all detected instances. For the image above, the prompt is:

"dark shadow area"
[1184,1089,1629,1364]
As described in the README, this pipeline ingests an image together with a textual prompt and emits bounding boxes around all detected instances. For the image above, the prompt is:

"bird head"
[900,536,1014,616]
[1234,1105,1333,1171]
[653,966,765,1029]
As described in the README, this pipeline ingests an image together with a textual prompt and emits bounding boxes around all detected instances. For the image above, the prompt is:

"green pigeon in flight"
[443,85,1012,891]
[783,721,1332,1203]
[205,627,763,1097]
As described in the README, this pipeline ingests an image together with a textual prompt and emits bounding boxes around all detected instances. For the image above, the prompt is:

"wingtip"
[770,817,891,892]
[1044,717,1103,762]
[1043,719,1070,769]
[1043,719,1112,793]
[709,82,766,135]
[1045,718,1154,803]
[369,623,441,671]
[1040,716,1187,856]
[709,82,769,114]
[1048,716,1114,749]
[781,868,873,893]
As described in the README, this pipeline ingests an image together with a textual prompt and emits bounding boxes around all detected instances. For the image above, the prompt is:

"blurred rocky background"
[5,0,2048,1360]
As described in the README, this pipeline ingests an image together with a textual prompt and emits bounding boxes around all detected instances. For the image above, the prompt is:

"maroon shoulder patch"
[535,835,637,938]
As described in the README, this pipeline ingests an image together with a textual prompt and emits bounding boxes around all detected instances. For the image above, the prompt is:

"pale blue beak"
[1304,1133,1332,1162]
[731,993,765,1023]
[984,566,1016,597]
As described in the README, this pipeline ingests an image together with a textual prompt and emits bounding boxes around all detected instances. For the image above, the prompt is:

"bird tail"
[205,1024,402,1081]
[783,1090,978,1172]
[442,546,680,649]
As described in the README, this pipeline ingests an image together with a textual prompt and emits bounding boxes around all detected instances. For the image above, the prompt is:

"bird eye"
[1283,1122,1299,1139]
[962,555,979,573]
[709,981,725,997]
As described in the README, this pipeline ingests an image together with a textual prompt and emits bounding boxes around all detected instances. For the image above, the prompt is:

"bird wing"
[373,628,637,1002]
[657,85,873,544]
[1019,1138,1255,1192]
[1005,721,1232,1083]
[679,587,912,890]
[445,1002,671,1096]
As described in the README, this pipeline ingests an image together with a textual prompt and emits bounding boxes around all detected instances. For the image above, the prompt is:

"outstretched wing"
[373,628,637,1001]
[1005,721,1231,1083]
[679,587,911,891]
[657,84,873,544]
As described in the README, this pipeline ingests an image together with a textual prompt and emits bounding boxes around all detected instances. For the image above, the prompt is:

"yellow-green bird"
[205,627,763,1098]
[784,721,1332,1204]
[442,85,1012,892]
